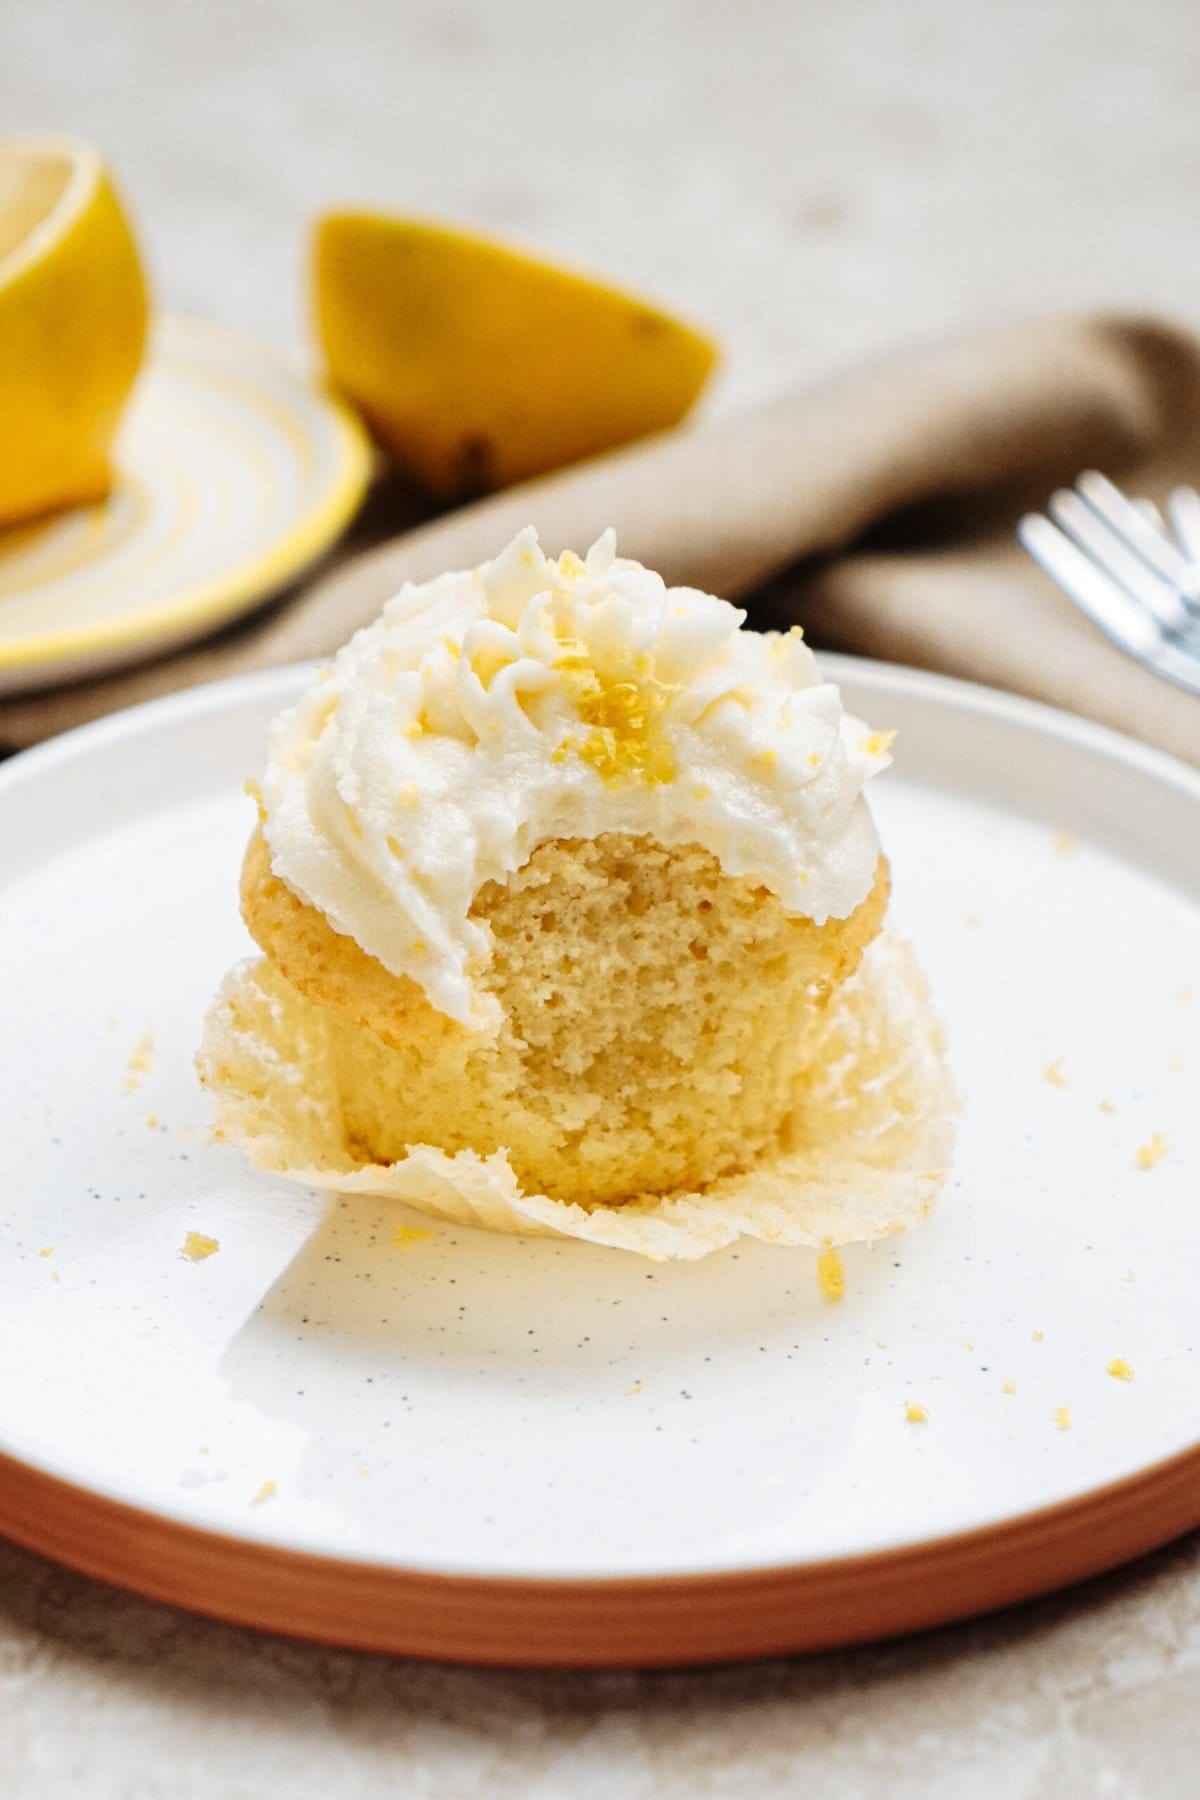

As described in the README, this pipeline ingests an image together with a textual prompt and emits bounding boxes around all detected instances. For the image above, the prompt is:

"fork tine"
[1017,514,1164,654]
[1047,490,1194,635]
[1076,471,1200,605]
[1167,487,1200,566]
[1020,514,1200,696]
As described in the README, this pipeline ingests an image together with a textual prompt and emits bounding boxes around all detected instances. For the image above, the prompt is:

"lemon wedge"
[313,214,717,498]
[0,136,148,528]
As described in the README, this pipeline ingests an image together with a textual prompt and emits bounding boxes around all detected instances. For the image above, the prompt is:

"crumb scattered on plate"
[1043,1059,1066,1089]
[904,1402,928,1424]
[1098,1098,1116,1115]
[1032,1329,1045,1343]
[1136,1133,1169,1171]
[123,1030,155,1093]
[1053,1406,1072,1431]
[626,1380,643,1397]
[1002,1380,1016,1394]
[181,1231,219,1262]
[1107,1358,1134,1382]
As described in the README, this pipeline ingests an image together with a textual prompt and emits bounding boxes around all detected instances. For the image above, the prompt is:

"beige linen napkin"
[4,311,1199,762]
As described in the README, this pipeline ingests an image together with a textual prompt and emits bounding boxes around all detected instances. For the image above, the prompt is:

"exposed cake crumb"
[1136,1133,1169,1171]
[392,1225,433,1250]
[817,1248,845,1302]
[249,1479,277,1507]
[181,1231,219,1262]
[1107,1358,1134,1381]
[1043,1059,1066,1089]
[904,1402,928,1424]
[1053,1406,1072,1431]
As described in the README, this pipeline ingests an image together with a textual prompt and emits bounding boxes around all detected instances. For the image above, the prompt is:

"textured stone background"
[3,1,1200,1793]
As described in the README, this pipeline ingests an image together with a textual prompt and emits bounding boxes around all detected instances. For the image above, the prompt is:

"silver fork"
[1018,470,1200,696]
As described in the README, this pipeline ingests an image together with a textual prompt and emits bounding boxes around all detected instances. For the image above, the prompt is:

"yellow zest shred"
[242,777,268,823]
[1136,1133,1169,1171]
[904,1402,928,1424]
[816,1248,845,1302]
[1107,1358,1134,1382]
[392,1225,433,1249]
[553,639,678,786]
[181,1231,219,1262]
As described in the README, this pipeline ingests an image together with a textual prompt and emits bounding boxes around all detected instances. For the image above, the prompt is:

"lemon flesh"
[0,137,148,528]
[313,214,718,498]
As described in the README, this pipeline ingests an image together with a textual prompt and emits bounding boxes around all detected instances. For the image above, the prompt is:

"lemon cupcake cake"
[200,529,954,1259]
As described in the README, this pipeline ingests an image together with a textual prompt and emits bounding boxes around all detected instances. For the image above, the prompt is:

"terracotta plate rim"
[1,1435,1198,1667]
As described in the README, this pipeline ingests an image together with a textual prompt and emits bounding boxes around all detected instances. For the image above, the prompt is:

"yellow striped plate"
[0,315,371,695]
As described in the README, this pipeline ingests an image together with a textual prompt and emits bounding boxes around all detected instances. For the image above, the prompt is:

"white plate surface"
[0,661,1197,1582]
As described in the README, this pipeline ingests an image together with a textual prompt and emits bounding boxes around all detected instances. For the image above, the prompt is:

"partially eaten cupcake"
[199,529,954,1259]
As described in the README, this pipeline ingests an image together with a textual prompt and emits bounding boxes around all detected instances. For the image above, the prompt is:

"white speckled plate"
[0,317,370,695]
[0,659,1197,1666]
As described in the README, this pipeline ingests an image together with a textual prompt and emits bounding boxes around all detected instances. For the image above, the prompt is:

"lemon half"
[313,213,718,498]
[0,136,148,528]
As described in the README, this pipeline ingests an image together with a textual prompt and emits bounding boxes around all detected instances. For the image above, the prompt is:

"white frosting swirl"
[261,529,890,1031]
